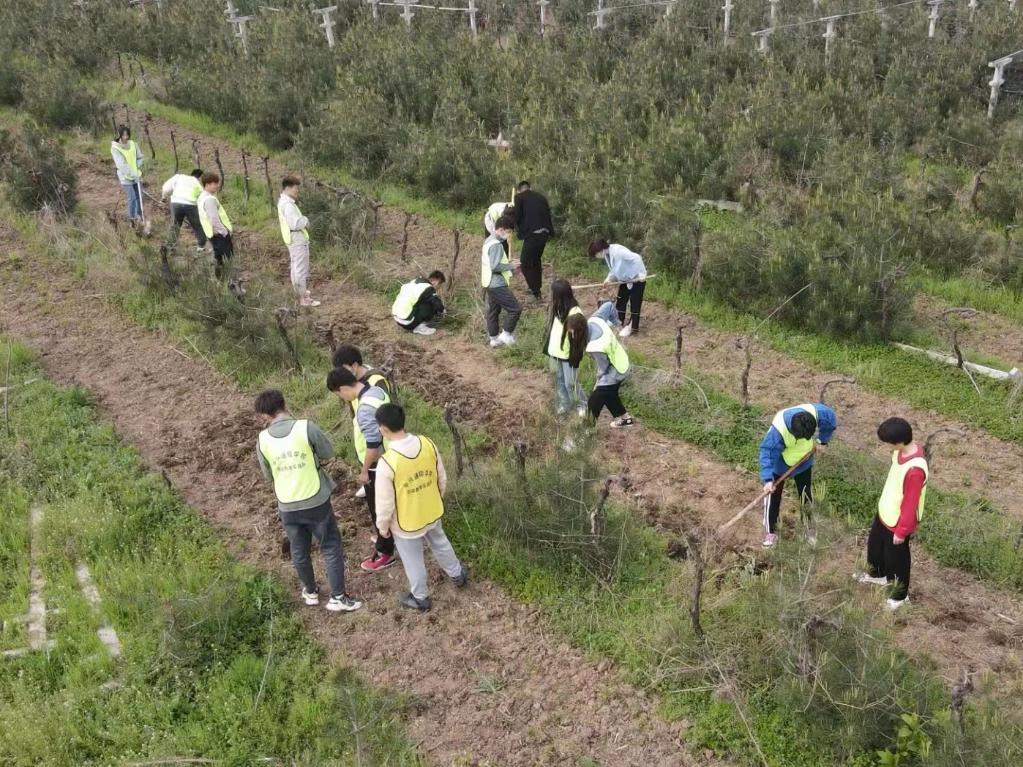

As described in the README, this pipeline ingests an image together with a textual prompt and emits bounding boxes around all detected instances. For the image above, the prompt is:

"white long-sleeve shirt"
[603,243,646,283]
[374,433,448,540]
[277,193,309,244]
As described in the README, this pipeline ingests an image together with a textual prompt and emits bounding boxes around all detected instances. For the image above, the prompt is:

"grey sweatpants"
[485,285,521,337]
[288,240,311,296]
[392,522,463,601]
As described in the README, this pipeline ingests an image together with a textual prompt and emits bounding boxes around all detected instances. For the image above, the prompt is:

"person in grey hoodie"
[110,126,144,226]
[589,239,648,337]
[586,301,635,427]
[480,214,522,348]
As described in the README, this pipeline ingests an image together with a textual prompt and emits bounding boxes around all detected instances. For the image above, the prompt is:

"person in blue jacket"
[758,402,837,548]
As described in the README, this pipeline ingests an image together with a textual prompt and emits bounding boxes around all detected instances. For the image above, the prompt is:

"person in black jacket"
[513,181,554,303]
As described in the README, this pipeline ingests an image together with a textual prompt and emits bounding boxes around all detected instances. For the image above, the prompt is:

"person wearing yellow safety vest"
[374,403,468,612]
[758,402,838,548]
[481,214,521,348]
[584,301,635,428]
[197,172,235,280]
[326,366,398,573]
[545,279,586,417]
[161,168,206,249]
[855,418,927,611]
[392,270,447,336]
[110,125,144,226]
[278,174,320,308]
[254,389,363,613]
[483,200,512,257]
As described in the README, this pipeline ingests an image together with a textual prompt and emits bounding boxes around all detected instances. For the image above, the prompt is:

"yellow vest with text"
[112,141,140,178]
[258,420,321,504]
[172,175,202,205]
[481,237,510,288]
[278,198,308,246]
[548,306,584,359]
[392,280,432,321]
[878,452,928,528]
[771,404,817,467]
[585,317,630,374]
[352,388,391,464]
[197,190,233,238]
[381,436,444,533]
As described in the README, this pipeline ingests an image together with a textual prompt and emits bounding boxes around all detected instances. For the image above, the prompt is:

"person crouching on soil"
[758,402,838,548]
[588,239,648,338]
[392,270,446,336]
[545,279,586,418]
[581,301,635,428]
[254,389,362,613]
[855,417,927,612]
[374,403,468,612]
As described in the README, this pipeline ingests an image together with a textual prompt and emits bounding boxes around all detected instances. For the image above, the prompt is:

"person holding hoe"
[588,239,648,338]
[110,125,145,229]
[758,402,838,548]
[373,403,468,612]
[855,417,927,611]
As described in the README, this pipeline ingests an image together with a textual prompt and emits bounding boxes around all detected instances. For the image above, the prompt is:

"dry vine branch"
[400,212,413,263]
[923,427,967,465]
[818,376,856,403]
[590,477,613,537]
[273,308,302,372]
[449,228,461,296]
[443,404,465,478]
[951,668,974,728]
[684,530,707,641]
[940,307,979,370]
[673,323,684,379]
[737,336,753,407]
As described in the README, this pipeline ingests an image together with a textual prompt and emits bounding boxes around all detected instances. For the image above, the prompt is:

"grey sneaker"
[451,569,468,588]
[854,571,888,586]
[326,594,363,613]
[399,592,432,612]
[301,588,320,606]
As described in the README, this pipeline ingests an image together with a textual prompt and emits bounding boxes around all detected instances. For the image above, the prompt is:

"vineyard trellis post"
[967,0,978,21]
[241,151,251,201]
[722,0,734,42]
[538,0,550,36]
[400,0,415,29]
[191,138,201,170]
[768,0,780,27]
[823,16,838,66]
[468,0,478,37]
[366,0,381,20]
[753,27,772,53]
[987,53,1021,117]
[594,0,608,30]
[169,130,179,173]
[927,0,942,39]
[312,6,339,48]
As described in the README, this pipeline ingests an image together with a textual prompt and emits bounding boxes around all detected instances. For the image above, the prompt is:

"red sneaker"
[360,552,397,572]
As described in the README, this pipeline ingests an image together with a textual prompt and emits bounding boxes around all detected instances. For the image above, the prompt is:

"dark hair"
[254,389,286,416]
[375,403,406,432]
[877,417,913,445]
[331,344,363,368]
[566,313,589,368]
[549,279,579,352]
[494,214,515,231]
[116,125,131,140]
[326,366,358,392]
[517,181,530,191]
[588,239,610,257]
[790,411,818,440]
[282,174,301,190]
[428,270,446,283]
[190,168,203,178]
[200,171,220,187]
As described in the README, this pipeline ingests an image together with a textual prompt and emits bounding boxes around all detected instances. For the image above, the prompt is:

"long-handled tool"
[572,274,657,291]
[717,446,817,534]
[135,180,152,236]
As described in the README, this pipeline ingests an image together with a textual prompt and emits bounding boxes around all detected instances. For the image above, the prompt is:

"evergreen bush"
[0,121,77,214]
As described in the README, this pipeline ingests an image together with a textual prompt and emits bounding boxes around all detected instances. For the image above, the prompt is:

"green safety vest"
[278,198,307,246]
[585,317,630,374]
[485,201,510,232]
[547,306,584,360]
[481,236,510,288]
[197,190,233,238]
[172,175,202,204]
[771,404,817,467]
[392,280,432,321]
[878,451,928,528]
[258,419,321,504]
[112,141,140,178]
[352,388,391,464]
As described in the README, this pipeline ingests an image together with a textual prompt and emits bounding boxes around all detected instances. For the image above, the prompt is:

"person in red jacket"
[855,417,928,611]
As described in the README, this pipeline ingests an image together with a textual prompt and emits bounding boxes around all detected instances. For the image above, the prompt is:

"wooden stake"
[142,114,156,160]
[262,156,274,215]
[214,147,226,191]
[170,130,179,173]
[449,228,461,295]
[191,138,201,169]
[400,212,413,262]
[241,151,251,201]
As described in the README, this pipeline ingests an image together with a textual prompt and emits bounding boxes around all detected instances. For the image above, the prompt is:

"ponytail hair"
[566,313,589,368]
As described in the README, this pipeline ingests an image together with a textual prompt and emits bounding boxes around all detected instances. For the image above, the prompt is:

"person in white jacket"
[110,126,144,226]
[161,169,206,249]
[588,239,648,338]
[277,174,320,308]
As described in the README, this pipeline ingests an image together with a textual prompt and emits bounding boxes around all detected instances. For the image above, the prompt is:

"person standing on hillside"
[110,125,144,228]
[277,174,320,308]
[392,270,447,335]
[326,366,398,573]
[513,181,554,304]
[331,345,393,500]
[584,301,635,428]
[758,402,838,548]
[483,200,512,257]
[588,239,648,338]
[254,389,362,614]
[545,279,586,417]
[161,168,206,250]
[855,417,927,611]
[197,172,235,281]
[481,214,522,348]
[374,403,468,612]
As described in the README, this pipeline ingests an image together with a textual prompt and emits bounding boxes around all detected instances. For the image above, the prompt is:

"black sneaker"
[451,569,468,588]
[399,592,432,612]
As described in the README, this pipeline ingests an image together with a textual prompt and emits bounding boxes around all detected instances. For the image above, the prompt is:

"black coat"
[513,189,555,240]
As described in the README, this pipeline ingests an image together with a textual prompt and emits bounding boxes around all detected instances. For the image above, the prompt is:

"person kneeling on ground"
[855,417,927,612]
[583,301,635,428]
[254,389,362,613]
[588,239,648,338]
[374,403,468,612]
[758,402,837,548]
[481,214,521,348]
[392,270,446,336]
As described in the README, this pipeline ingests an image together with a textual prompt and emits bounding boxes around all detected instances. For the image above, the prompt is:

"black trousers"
[169,203,207,247]
[519,232,549,299]
[588,383,626,419]
[364,466,395,556]
[764,467,813,534]
[211,234,234,278]
[402,294,445,331]
[866,516,911,600]
[616,281,646,331]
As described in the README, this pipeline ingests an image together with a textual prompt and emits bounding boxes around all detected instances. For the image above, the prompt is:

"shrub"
[0,121,77,214]
[20,61,101,130]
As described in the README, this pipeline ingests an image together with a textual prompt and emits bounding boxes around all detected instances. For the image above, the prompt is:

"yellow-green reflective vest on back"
[197,191,233,238]
[481,237,510,288]
[878,452,928,528]
[112,141,140,178]
[392,280,432,321]
[352,389,391,464]
[771,404,817,467]
[278,198,307,246]
[381,436,445,533]
[258,420,321,504]
[585,317,630,374]
[547,306,584,359]
[172,175,202,204]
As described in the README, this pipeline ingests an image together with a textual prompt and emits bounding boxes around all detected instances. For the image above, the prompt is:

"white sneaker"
[619,326,633,338]
[300,298,321,308]
[412,325,436,336]
[498,331,516,346]
[577,406,588,418]
[762,532,778,548]
[489,336,505,348]
[301,588,320,606]
[355,485,366,499]
[854,571,888,586]
[886,597,909,612]
[561,437,576,451]
[806,530,818,547]
[326,594,363,613]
